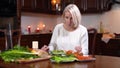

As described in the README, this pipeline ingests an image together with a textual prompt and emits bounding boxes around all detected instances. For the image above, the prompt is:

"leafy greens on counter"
[0,45,39,62]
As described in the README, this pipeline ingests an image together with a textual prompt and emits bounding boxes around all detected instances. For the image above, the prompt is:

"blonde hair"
[62,4,81,28]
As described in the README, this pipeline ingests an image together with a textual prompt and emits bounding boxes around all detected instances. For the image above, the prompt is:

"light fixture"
[51,0,57,5]
[51,0,61,11]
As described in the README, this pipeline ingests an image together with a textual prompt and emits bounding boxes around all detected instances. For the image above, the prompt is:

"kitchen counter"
[0,33,120,56]
[22,32,52,35]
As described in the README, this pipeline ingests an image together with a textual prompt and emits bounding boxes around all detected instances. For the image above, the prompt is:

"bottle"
[100,22,104,33]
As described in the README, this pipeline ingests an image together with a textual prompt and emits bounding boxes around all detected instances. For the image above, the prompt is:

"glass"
[5,23,13,50]
[4,23,21,50]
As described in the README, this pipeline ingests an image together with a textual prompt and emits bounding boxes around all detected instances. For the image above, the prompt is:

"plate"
[76,57,96,62]
[16,56,51,63]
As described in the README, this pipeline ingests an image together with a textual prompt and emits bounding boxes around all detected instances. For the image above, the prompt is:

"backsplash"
[21,13,58,34]
[21,13,101,34]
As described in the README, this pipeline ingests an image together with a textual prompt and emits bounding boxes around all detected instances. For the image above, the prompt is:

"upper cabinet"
[21,0,51,13]
[21,0,34,12]
[100,0,112,11]
[21,0,112,14]
[34,0,49,13]
[79,0,101,13]
[74,0,112,13]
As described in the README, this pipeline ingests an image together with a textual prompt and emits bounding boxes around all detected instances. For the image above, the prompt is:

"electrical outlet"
[32,41,39,49]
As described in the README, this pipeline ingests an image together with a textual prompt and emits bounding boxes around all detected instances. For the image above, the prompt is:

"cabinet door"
[34,0,49,13]
[100,0,112,11]
[0,38,6,51]
[21,0,35,12]
[84,0,101,13]
[74,0,85,13]
[74,0,112,13]
[61,0,74,12]
[74,0,101,13]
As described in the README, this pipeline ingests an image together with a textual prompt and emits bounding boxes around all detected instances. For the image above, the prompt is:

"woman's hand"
[41,45,49,51]
[75,46,82,53]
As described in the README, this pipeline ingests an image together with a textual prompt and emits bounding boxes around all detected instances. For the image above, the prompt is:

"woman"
[42,4,88,55]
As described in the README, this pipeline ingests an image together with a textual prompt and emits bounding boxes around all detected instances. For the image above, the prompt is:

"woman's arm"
[48,24,60,51]
[80,28,89,55]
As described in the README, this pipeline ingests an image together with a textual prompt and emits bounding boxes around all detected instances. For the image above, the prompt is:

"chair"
[88,28,97,57]
[0,29,7,50]
[0,29,21,50]
[12,29,21,46]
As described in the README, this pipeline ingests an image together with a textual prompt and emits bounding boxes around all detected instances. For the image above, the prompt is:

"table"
[0,55,120,68]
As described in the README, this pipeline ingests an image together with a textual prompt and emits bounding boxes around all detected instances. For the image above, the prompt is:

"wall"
[21,13,101,34]
[101,4,120,33]
[21,5,120,34]
[21,13,57,34]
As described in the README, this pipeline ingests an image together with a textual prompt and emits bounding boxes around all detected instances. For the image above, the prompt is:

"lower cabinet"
[20,33,120,57]
[20,33,52,49]
[0,33,120,57]
[101,39,120,57]
[0,37,6,51]
[94,33,120,57]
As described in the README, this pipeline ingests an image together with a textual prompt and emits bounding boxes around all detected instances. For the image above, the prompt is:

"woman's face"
[64,11,74,27]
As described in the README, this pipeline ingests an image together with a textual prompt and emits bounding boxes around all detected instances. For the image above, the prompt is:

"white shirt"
[49,23,88,55]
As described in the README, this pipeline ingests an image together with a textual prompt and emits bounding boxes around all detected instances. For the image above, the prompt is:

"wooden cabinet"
[21,0,35,12]
[74,0,100,13]
[100,0,112,11]
[21,0,51,13]
[0,33,52,51]
[34,0,50,13]
[83,0,101,13]
[58,0,112,14]
[91,33,120,57]
[73,0,112,13]
[73,0,84,12]
[1,33,120,57]
[101,39,120,57]
[20,33,52,49]
[0,37,6,51]
[20,0,112,14]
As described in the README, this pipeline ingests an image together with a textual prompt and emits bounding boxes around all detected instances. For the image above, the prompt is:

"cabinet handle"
[97,0,99,10]
[83,0,87,11]
[35,0,37,8]
[22,0,24,7]
[83,0,86,11]
[81,0,84,10]
[85,0,87,10]
[101,0,104,9]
